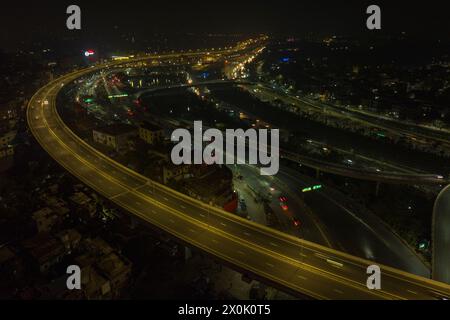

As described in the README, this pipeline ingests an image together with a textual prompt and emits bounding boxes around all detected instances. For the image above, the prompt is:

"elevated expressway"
[280,150,448,185]
[27,57,450,299]
[133,81,449,185]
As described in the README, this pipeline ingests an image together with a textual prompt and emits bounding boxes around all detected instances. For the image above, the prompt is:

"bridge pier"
[184,246,192,261]
[375,182,381,197]
[432,184,450,284]
[130,216,138,230]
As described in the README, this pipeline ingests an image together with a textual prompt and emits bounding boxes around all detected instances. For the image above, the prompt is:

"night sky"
[1,0,450,48]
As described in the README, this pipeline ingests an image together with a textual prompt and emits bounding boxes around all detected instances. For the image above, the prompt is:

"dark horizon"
[2,0,450,50]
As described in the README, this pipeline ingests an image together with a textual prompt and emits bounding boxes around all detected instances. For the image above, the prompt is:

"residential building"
[69,192,97,220]
[0,146,14,159]
[0,130,16,159]
[0,246,24,294]
[183,165,236,212]
[96,252,132,298]
[162,163,191,184]
[32,207,61,233]
[93,124,137,152]
[139,121,164,145]
[56,229,82,253]
[75,254,112,300]
[0,130,16,149]
[21,234,65,273]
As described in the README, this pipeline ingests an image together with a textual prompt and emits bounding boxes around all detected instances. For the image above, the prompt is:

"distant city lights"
[84,50,95,57]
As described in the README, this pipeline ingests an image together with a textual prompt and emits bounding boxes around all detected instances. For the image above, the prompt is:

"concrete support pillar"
[432,184,450,284]
[375,182,381,197]
[130,217,138,229]
[184,246,192,261]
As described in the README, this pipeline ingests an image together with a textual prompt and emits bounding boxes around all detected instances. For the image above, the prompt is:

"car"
[428,290,449,300]
[279,196,288,210]
[292,217,301,227]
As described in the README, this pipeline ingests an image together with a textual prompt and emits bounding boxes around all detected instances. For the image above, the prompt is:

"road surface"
[27,57,450,299]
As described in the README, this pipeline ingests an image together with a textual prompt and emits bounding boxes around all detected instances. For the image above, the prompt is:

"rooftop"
[96,252,131,279]
[0,246,15,264]
[32,207,54,220]
[69,192,92,205]
[140,121,162,132]
[21,234,64,264]
[94,123,137,136]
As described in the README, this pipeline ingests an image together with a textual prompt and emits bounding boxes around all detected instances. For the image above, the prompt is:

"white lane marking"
[180,205,186,209]
[314,252,328,259]
[333,289,344,294]
[212,239,219,244]
[220,222,227,227]
[326,259,344,268]
[135,201,142,205]
[243,232,250,236]
[299,253,308,258]
[297,275,308,280]
[169,219,175,224]
[407,290,418,295]
[269,242,278,247]
[237,250,245,255]
[265,262,274,268]
[163,197,169,201]
[200,213,206,218]
[189,228,195,233]
[314,252,344,268]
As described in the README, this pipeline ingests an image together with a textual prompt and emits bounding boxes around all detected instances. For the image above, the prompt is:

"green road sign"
[302,185,322,192]
[108,93,129,99]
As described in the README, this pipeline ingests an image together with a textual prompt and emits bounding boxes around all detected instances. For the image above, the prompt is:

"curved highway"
[133,82,448,185]
[280,150,448,185]
[27,56,450,299]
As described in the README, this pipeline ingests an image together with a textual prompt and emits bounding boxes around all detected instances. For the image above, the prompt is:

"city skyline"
[2,1,450,49]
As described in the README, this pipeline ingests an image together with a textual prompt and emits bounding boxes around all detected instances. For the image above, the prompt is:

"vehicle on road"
[292,217,301,228]
[239,198,247,211]
[279,196,288,211]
